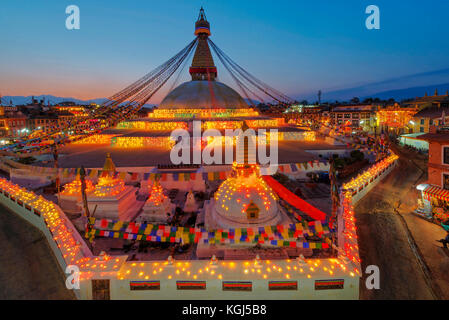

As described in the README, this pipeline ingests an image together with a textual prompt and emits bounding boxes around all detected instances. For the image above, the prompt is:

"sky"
[1,0,449,103]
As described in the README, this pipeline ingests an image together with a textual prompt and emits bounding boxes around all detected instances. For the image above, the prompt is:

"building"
[415,126,449,223]
[376,104,418,135]
[27,114,59,133]
[0,100,28,138]
[0,114,27,137]
[53,105,89,117]
[330,105,378,134]
[404,89,449,110]
[411,105,449,133]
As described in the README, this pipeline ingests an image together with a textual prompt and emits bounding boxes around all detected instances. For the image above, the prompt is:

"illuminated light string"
[116,121,188,131]
[148,108,259,119]
[60,179,95,196]
[146,182,167,207]
[117,118,284,131]
[214,163,278,213]
[72,134,117,145]
[0,178,117,271]
[342,154,398,191]
[93,176,126,197]
[114,258,356,281]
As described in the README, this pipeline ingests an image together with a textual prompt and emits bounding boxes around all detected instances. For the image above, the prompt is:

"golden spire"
[102,153,116,175]
[190,8,217,81]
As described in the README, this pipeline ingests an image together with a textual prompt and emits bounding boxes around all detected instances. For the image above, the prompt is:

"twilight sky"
[1,0,449,103]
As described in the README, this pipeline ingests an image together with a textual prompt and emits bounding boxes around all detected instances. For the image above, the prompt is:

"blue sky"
[1,0,449,102]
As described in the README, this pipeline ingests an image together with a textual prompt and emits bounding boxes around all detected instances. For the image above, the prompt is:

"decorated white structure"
[198,161,293,258]
[138,181,174,223]
[86,153,142,221]
[206,163,288,229]
[183,189,198,213]
[59,178,95,214]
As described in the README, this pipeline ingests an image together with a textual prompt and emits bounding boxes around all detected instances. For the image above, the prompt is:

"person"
[437,231,449,249]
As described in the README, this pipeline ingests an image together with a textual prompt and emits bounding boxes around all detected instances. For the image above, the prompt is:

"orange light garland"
[214,163,278,213]
[148,108,259,119]
[60,179,95,196]
[342,154,398,191]
[93,176,126,197]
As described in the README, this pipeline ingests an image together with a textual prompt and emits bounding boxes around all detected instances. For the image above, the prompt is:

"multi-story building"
[53,105,89,117]
[330,105,378,133]
[411,105,449,134]
[404,89,449,110]
[376,104,418,135]
[416,126,449,222]
[0,114,28,137]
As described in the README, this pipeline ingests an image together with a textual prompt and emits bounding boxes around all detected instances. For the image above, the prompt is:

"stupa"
[59,178,95,214]
[205,162,290,229]
[197,126,293,258]
[120,7,285,135]
[138,181,174,223]
[87,153,142,221]
[183,189,198,213]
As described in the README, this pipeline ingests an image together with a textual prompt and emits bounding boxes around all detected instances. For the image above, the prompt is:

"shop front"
[416,184,449,229]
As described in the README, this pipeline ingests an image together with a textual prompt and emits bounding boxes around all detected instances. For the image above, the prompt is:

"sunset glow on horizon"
[1,0,449,102]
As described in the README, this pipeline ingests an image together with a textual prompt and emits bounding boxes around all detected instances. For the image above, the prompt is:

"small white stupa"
[138,180,174,223]
[197,122,295,258]
[59,178,95,214]
[183,188,198,213]
[87,153,141,221]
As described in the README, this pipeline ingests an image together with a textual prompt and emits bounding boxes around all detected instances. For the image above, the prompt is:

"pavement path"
[356,144,448,300]
[0,204,75,299]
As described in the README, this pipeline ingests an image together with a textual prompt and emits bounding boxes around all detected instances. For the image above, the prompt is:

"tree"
[350,97,360,104]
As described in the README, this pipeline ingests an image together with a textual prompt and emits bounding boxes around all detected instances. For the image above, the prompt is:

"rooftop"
[332,105,376,112]
[413,106,449,119]
[418,131,449,142]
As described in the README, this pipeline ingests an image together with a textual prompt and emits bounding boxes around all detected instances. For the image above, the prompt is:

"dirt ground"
[0,204,75,300]
[356,143,449,300]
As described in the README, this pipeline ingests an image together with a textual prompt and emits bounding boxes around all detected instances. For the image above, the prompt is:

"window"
[223,281,252,291]
[443,147,449,165]
[344,114,351,119]
[177,281,206,290]
[420,127,424,133]
[444,174,449,190]
[269,281,297,291]
[337,114,343,118]
[352,113,359,119]
[352,120,359,127]
[130,281,160,290]
[420,119,425,125]
[315,279,344,290]
[430,119,433,125]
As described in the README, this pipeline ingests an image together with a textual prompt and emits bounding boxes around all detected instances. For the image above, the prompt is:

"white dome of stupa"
[212,164,282,228]
[158,80,249,109]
